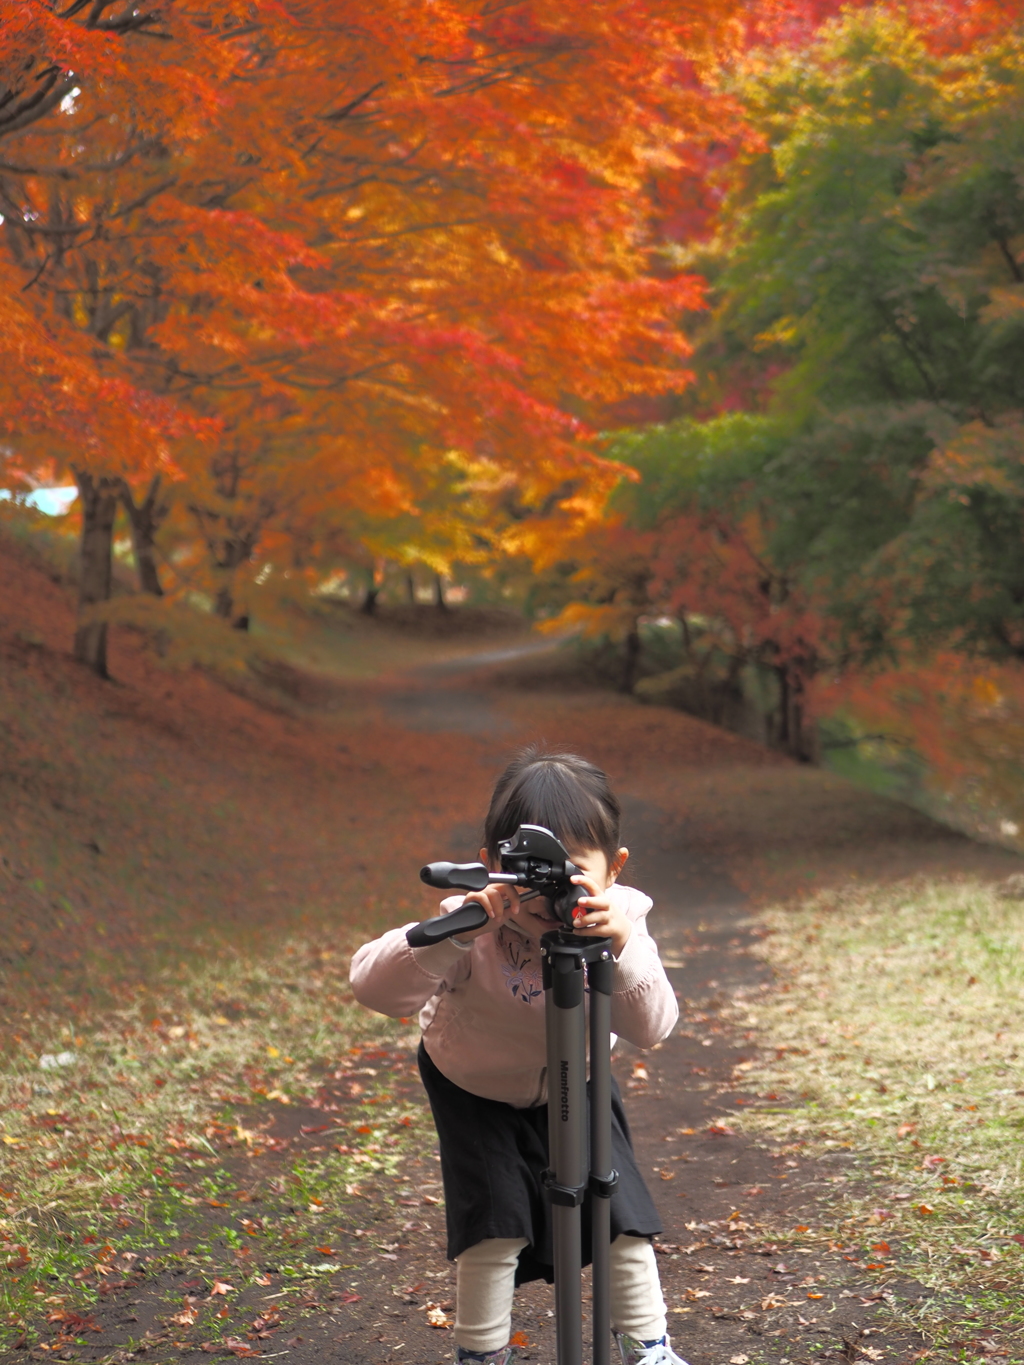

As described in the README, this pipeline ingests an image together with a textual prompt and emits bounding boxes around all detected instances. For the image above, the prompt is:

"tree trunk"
[213,587,249,630]
[406,570,416,605]
[716,650,746,726]
[619,620,642,693]
[786,664,813,762]
[775,663,790,751]
[208,533,255,630]
[434,573,448,611]
[361,561,384,615]
[120,475,166,596]
[361,580,380,615]
[72,469,119,678]
[214,584,234,620]
[776,659,813,762]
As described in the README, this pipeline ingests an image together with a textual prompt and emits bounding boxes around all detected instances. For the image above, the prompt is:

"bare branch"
[0,69,78,141]
[994,232,1024,285]
[110,176,179,220]
[323,81,385,123]
[218,24,263,40]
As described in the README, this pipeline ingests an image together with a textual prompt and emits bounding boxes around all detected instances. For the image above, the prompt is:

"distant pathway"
[379,637,560,736]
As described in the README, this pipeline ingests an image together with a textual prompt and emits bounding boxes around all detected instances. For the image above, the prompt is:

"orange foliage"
[817,657,1024,840]
[653,511,827,676]
[1,0,750,647]
[538,487,829,751]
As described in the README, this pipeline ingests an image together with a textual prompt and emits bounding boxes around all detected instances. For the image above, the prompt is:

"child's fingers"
[466,884,517,921]
[489,883,519,916]
[500,885,521,914]
[572,901,620,933]
[572,906,604,926]
[464,891,498,920]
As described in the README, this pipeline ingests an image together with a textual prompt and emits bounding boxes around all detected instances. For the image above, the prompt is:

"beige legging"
[454,1233,667,1354]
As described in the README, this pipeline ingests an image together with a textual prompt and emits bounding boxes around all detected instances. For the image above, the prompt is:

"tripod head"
[407,824,586,947]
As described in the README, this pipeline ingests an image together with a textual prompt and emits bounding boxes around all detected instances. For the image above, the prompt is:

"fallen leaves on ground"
[760,1294,795,1310]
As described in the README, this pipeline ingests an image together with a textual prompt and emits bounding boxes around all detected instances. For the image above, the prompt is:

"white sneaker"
[454,1346,520,1363]
[614,1332,690,1365]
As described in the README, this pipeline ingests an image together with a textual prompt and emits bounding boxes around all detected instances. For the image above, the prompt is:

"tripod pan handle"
[406,899,489,948]
[420,861,492,891]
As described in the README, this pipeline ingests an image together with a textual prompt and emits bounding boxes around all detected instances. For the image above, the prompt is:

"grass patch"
[0,935,433,1356]
[728,878,1024,1348]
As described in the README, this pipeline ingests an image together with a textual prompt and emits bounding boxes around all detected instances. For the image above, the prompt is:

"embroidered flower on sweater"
[498,927,543,1003]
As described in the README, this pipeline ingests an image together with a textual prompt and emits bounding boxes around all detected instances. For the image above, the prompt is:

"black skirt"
[417,1041,661,1285]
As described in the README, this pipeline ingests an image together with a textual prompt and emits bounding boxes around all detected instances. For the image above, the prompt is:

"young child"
[350,748,686,1365]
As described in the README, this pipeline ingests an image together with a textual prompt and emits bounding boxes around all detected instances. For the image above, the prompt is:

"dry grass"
[726,877,1024,1339]
[0,935,428,1349]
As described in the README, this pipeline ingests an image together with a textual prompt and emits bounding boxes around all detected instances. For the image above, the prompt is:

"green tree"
[698,9,1024,662]
[558,11,1024,756]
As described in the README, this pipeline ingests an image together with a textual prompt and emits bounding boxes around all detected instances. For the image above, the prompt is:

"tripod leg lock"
[542,1169,586,1208]
[588,1169,619,1200]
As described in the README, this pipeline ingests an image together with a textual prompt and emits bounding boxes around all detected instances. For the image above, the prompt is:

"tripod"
[407,825,620,1365]
[541,929,617,1365]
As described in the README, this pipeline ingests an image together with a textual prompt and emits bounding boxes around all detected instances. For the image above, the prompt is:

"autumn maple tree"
[1,0,747,675]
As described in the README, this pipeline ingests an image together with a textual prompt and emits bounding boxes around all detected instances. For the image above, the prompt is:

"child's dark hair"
[484,747,621,865]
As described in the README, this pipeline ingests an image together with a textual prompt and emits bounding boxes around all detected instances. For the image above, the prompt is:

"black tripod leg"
[588,949,616,1365]
[544,946,586,1365]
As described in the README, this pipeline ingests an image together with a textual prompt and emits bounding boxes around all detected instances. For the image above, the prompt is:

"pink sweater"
[349,885,679,1108]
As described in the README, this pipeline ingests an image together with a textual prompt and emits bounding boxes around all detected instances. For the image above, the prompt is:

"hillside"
[0,531,498,1020]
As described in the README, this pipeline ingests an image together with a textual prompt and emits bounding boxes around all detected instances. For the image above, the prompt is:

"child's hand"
[448,883,520,943]
[569,873,631,957]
